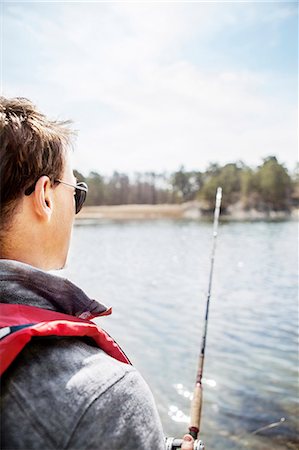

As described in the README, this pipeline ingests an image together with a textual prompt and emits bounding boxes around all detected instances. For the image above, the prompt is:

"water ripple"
[65,220,298,450]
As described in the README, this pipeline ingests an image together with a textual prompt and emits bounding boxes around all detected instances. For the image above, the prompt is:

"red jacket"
[0,303,131,376]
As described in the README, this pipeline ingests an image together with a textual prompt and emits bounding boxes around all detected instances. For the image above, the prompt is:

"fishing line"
[251,417,286,435]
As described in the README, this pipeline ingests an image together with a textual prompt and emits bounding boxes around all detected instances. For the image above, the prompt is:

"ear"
[32,176,54,221]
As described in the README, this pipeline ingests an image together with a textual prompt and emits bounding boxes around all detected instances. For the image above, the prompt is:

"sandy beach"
[76,204,187,220]
[76,203,298,221]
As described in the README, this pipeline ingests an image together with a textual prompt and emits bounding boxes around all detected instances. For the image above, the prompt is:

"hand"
[181,434,194,450]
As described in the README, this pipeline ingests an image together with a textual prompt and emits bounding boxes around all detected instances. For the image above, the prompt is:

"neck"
[1,238,53,271]
[1,219,64,270]
[1,200,69,271]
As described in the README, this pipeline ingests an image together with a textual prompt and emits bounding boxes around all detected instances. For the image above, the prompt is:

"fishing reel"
[165,437,205,449]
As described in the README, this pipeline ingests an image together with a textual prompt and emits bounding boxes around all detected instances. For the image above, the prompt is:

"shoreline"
[76,203,298,222]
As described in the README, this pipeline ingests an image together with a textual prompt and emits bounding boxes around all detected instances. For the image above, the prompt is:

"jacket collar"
[0,259,111,320]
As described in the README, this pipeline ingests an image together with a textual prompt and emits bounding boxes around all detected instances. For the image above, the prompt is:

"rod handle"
[189,383,202,435]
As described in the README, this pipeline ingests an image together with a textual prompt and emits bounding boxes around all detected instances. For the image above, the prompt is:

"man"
[0,97,194,450]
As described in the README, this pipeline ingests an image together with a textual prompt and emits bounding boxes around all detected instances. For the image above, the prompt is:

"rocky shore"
[76,202,298,222]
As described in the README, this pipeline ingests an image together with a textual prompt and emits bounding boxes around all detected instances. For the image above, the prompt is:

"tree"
[73,170,86,183]
[199,174,220,208]
[255,156,292,210]
[75,155,294,211]
[199,163,241,208]
[85,171,105,205]
[171,166,202,202]
[218,163,241,206]
[240,167,259,209]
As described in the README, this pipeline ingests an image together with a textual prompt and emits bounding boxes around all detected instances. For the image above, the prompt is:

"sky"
[1,1,298,176]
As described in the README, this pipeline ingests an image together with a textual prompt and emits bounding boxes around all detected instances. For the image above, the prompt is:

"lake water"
[61,219,298,450]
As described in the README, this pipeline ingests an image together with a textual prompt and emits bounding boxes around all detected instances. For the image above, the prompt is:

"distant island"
[76,202,298,221]
[75,156,299,221]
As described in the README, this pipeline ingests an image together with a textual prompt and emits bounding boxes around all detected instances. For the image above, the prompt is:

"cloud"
[3,2,298,174]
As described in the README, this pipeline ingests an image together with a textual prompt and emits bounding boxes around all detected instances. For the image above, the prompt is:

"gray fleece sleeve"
[65,369,166,450]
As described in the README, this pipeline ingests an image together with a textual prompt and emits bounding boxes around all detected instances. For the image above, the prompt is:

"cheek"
[63,197,75,230]
[54,196,75,238]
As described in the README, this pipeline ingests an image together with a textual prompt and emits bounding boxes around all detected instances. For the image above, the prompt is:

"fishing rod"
[189,186,222,441]
[165,187,222,450]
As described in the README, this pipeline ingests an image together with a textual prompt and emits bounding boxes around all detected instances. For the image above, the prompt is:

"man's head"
[0,97,81,270]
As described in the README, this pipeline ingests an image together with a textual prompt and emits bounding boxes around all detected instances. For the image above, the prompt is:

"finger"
[181,434,194,450]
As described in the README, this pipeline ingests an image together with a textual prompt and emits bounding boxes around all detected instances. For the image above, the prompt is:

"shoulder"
[3,335,134,404]
[2,337,165,449]
[66,367,165,450]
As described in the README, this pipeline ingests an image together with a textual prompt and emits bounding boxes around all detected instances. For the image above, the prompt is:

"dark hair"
[0,96,74,232]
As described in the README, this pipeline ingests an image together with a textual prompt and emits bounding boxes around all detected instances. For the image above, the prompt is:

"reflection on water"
[169,381,218,423]
[168,405,189,423]
[173,379,217,402]
[62,220,298,450]
[174,383,193,401]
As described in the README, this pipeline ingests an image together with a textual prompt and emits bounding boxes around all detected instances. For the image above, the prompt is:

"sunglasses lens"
[75,183,88,214]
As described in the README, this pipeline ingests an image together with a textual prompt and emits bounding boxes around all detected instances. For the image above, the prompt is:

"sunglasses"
[55,179,88,214]
[25,179,88,214]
